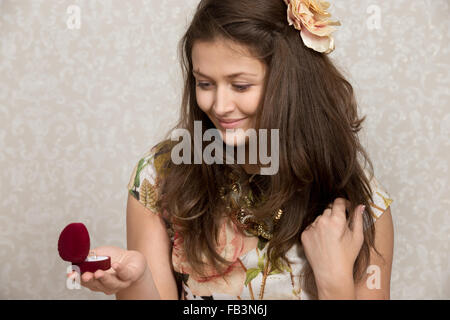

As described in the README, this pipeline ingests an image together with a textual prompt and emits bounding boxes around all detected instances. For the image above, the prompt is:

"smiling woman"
[117,0,395,300]
[192,39,267,147]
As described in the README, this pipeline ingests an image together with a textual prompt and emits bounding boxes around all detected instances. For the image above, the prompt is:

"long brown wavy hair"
[153,0,383,299]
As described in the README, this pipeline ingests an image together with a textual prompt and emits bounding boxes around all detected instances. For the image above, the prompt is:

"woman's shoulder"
[126,139,173,212]
[365,169,394,222]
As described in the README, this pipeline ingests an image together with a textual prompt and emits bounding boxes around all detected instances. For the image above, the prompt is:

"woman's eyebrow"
[192,70,258,79]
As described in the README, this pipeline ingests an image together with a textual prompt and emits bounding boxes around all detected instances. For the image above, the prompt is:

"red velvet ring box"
[58,222,111,274]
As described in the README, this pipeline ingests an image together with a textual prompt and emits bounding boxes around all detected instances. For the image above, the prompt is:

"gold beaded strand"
[219,173,284,240]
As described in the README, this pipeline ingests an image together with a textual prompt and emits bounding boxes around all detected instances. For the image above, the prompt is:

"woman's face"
[192,39,266,146]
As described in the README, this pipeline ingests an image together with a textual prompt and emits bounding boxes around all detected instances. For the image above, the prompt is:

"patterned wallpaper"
[0,0,448,299]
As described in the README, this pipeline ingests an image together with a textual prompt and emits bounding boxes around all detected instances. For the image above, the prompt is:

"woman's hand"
[68,246,148,295]
[300,198,365,290]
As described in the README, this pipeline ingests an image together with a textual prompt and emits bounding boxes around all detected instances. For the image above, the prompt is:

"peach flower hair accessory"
[283,0,341,54]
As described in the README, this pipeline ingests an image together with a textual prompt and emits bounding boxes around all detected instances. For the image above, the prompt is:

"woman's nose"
[213,85,235,116]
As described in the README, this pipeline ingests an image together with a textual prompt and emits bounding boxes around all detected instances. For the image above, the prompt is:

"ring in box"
[58,222,111,274]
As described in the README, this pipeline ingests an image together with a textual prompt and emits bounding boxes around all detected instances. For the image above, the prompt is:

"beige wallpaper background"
[0,0,448,299]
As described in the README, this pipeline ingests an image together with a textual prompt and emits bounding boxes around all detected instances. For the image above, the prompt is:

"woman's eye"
[196,82,251,92]
[233,84,251,92]
[196,82,211,89]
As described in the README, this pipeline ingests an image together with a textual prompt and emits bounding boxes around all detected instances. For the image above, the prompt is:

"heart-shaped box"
[58,222,111,274]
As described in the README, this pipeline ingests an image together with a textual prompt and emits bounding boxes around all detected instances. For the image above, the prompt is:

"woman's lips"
[217,118,246,129]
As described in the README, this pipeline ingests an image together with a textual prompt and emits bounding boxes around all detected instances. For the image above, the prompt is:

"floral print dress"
[127,143,394,300]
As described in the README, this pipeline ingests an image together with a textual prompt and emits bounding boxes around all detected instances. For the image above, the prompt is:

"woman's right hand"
[68,245,148,295]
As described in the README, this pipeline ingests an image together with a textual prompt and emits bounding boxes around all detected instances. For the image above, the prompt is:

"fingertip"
[360,205,366,214]
[81,272,93,282]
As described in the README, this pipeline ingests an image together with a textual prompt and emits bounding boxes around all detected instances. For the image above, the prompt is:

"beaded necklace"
[218,172,284,240]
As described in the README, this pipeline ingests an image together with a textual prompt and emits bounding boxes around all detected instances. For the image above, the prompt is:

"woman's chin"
[219,130,248,147]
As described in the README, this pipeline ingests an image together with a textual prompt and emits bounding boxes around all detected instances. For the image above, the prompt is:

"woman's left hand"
[300,198,365,289]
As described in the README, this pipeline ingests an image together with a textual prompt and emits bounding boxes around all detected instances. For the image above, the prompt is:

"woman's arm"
[116,193,178,300]
[354,207,394,299]
[316,207,394,299]
[115,264,160,300]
